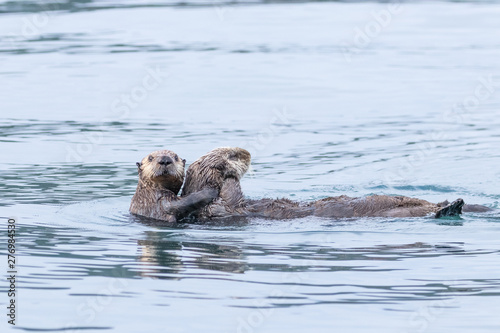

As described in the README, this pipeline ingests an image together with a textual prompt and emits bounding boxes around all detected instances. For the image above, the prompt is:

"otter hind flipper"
[435,198,464,218]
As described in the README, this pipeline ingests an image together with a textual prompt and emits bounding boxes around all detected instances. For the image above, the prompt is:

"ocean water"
[1,0,500,332]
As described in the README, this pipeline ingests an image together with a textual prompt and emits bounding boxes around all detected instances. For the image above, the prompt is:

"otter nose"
[158,156,174,166]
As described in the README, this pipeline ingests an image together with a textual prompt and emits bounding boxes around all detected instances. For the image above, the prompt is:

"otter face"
[136,150,186,193]
[204,147,251,181]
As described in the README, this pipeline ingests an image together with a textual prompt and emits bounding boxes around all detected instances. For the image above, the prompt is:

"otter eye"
[148,155,154,162]
[229,153,238,161]
[175,155,179,162]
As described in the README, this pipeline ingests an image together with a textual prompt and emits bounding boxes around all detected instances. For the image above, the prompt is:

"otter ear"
[136,162,142,173]
[182,159,186,167]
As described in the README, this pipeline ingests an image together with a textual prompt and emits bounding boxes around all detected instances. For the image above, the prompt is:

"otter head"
[200,147,251,181]
[136,150,186,194]
[182,147,251,195]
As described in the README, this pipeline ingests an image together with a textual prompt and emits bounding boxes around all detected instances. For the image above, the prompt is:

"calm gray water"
[1,0,500,332]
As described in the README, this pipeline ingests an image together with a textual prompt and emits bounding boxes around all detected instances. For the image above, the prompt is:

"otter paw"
[199,187,219,201]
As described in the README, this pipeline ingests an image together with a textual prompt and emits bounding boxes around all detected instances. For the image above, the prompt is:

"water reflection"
[132,231,500,304]
[137,231,247,279]
[2,0,500,330]
[5,216,499,329]
[135,229,469,278]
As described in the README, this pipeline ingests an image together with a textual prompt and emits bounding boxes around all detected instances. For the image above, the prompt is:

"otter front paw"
[198,187,219,203]
[174,187,220,220]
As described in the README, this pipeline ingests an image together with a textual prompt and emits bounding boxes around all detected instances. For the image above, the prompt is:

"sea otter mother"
[181,147,489,220]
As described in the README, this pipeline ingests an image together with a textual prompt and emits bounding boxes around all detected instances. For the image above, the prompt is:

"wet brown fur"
[314,195,444,218]
[245,195,445,219]
[181,147,250,219]
[130,150,217,222]
[183,148,478,220]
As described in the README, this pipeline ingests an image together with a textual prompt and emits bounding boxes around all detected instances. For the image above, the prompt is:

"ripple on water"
[1,116,498,208]
[1,2,500,331]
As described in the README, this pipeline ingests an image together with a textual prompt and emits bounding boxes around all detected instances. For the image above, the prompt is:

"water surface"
[1,1,500,332]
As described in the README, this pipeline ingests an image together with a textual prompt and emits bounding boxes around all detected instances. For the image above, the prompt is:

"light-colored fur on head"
[181,147,251,196]
[137,150,186,194]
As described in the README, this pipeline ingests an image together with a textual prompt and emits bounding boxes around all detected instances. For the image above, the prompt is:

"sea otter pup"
[182,147,470,220]
[130,150,218,222]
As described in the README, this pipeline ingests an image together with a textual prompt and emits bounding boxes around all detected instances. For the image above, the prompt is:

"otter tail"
[435,198,464,218]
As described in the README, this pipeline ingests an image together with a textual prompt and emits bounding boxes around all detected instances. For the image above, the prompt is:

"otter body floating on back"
[246,195,466,219]
[130,150,217,222]
[182,147,482,220]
